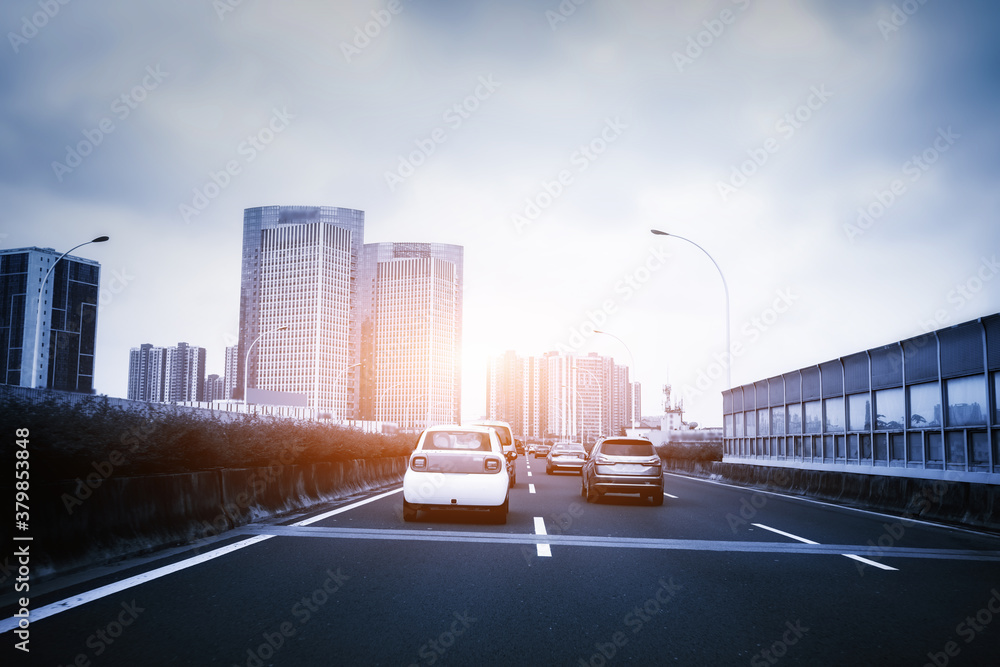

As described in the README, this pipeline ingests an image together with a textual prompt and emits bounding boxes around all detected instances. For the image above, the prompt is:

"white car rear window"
[423,431,491,451]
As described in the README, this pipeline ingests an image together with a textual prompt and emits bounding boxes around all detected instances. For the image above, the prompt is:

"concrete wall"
[662,459,1000,534]
[35,457,407,578]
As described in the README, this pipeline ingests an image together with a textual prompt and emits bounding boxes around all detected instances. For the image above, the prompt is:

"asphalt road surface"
[4,455,1000,666]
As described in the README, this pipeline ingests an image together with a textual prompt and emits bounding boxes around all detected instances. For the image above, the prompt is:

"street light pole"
[31,236,110,389]
[594,329,637,431]
[650,229,731,390]
[243,325,289,405]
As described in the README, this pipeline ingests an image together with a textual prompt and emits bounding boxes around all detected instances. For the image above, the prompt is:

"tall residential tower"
[0,247,101,393]
[237,206,364,412]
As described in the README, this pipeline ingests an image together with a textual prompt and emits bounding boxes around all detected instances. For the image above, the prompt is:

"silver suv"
[581,437,663,505]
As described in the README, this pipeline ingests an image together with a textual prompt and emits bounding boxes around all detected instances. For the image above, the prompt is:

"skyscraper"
[223,344,239,399]
[237,206,364,412]
[0,247,101,393]
[359,242,463,428]
[487,350,637,442]
[128,342,206,403]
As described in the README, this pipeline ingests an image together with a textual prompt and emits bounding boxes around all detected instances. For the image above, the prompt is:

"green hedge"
[1,392,417,482]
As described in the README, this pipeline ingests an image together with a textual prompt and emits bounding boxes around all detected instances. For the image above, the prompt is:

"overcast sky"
[2,0,998,427]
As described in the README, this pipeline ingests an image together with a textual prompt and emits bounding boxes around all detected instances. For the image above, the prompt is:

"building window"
[746,411,756,438]
[946,375,986,426]
[875,387,904,430]
[725,414,734,438]
[734,412,744,437]
[771,406,785,436]
[848,393,871,431]
[788,404,802,434]
[824,397,845,432]
[908,382,942,428]
[757,408,769,437]
[804,401,821,434]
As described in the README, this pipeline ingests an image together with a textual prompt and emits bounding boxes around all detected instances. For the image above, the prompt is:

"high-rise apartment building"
[204,374,227,402]
[487,350,638,443]
[128,342,206,403]
[359,242,463,428]
[223,344,239,400]
[237,206,364,412]
[0,247,101,393]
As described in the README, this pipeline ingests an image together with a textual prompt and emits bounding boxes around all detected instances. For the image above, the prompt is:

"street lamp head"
[650,229,669,236]
[91,236,110,243]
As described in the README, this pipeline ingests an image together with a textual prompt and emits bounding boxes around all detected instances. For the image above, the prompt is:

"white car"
[469,420,518,487]
[402,425,510,523]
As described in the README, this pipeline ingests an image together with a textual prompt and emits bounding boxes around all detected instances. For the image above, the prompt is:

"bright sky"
[2,0,998,428]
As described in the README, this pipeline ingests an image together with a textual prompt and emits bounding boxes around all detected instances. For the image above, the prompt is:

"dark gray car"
[581,437,663,505]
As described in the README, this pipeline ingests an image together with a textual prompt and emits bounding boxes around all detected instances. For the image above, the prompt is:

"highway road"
[4,455,1000,666]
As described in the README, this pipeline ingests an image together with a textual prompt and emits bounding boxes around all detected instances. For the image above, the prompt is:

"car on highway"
[545,442,587,475]
[532,442,551,458]
[581,437,663,505]
[470,420,518,487]
[402,425,509,523]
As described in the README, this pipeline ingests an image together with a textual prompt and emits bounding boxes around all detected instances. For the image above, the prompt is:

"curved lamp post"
[650,229,731,390]
[594,329,637,430]
[31,236,110,389]
[243,325,289,404]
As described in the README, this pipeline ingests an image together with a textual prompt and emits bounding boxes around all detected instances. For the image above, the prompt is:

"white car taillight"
[411,456,427,471]
[484,457,501,473]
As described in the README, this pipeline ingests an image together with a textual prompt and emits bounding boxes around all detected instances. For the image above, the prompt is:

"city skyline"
[3,2,999,427]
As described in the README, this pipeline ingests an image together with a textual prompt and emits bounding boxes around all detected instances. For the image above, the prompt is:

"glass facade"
[722,315,1000,479]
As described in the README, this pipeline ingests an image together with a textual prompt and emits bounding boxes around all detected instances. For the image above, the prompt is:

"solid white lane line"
[752,523,819,544]
[529,484,536,493]
[0,488,404,634]
[753,523,899,572]
[842,553,899,571]
[0,535,274,634]
[294,487,401,526]
[534,516,552,558]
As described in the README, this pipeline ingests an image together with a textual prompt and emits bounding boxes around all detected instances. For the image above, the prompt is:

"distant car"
[470,420,518,487]
[546,442,587,475]
[403,425,509,523]
[581,437,663,505]
[533,443,551,458]
[527,444,537,455]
